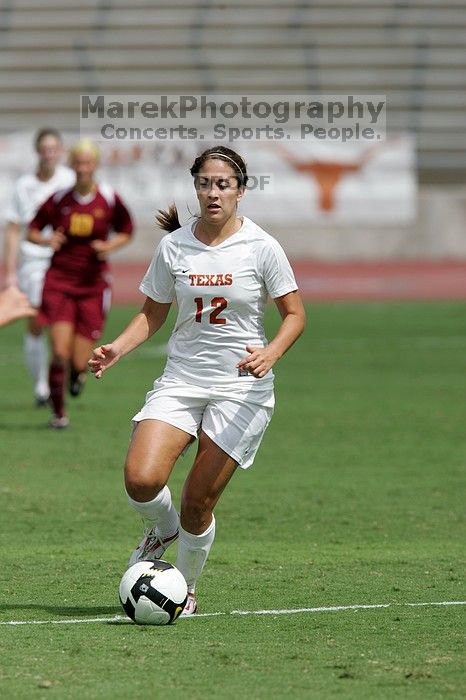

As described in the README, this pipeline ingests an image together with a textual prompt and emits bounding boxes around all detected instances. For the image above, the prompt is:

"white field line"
[1,600,465,626]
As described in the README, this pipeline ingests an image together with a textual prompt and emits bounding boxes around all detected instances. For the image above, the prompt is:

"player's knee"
[125,479,165,502]
[124,465,166,502]
[51,346,70,364]
[51,351,68,366]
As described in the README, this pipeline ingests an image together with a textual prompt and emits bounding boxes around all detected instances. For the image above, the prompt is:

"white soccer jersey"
[139,216,298,391]
[6,165,75,257]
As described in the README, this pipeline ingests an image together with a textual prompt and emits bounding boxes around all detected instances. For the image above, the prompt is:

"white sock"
[24,333,49,398]
[126,485,179,540]
[176,515,216,594]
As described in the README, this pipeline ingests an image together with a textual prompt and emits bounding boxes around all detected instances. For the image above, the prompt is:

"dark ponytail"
[156,203,181,232]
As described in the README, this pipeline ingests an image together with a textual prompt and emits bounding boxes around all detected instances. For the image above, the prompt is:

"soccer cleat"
[69,368,87,397]
[128,526,179,567]
[35,393,50,408]
[48,415,70,430]
[180,592,198,617]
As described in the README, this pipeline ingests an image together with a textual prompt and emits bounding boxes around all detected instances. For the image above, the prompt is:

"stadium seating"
[0,0,464,181]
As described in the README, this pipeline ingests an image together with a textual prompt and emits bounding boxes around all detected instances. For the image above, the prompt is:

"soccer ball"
[119,560,188,625]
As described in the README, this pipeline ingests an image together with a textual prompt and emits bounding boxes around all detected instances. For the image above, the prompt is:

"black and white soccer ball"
[119,560,188,625]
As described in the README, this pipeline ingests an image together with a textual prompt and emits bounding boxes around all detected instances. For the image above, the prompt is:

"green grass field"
[0,301,464,699]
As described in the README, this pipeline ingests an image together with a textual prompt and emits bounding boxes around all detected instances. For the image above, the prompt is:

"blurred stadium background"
[1,0,466,300]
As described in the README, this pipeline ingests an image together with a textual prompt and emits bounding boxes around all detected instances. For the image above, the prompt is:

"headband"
[207,152,245,178]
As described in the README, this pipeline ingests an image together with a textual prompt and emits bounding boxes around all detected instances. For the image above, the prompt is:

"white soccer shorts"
[18,241,53,308]
[131,377,274,469]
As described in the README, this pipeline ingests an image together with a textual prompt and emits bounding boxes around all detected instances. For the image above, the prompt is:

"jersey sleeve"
[112,193,134,235]
[259,238,298,299]
[5,183,23,224]
[29,194,55,231]
[139,239,175,303]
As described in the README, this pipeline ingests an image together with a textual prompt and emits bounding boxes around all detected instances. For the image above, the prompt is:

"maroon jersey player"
[28,140,134,428]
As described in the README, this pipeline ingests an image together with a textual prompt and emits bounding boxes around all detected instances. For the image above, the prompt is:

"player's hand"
[0,286,37,327]
[50,227,66,251]
[90,240,109,260]
[88,343,121,379]
[236,345,279,379]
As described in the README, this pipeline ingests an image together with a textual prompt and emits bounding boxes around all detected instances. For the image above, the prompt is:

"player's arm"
[27,196,66,251]
[89,297,171,379]
[3,221,21,287]
[28,226,66,251]
[237,290,306,379]
[90,232,132,259]
[91,193,134,259]
[27,227,47,245]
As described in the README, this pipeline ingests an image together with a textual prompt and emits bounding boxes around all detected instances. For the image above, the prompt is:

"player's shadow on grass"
[0,603,121,616]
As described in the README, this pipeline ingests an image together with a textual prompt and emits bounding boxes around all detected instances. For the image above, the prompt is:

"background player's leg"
[20,262,50,405]
[71,288,110,396]
[49,321,74,424]
[176,431,237,598]
[24,315,49,405]
[69,333,93,397]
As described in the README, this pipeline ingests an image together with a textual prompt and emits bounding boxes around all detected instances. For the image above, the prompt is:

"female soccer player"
[89,146,305,615]
[28,140,134,428]
[3,128,75,405]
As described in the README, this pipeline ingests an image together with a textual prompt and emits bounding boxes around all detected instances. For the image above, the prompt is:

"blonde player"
[29,140,133,429]
[89,146,306,615]
[3,128,75,405]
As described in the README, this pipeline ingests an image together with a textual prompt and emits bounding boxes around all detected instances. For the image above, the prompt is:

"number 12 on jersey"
[194,296,227,325]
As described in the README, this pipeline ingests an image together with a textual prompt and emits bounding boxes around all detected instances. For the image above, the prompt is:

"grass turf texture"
[0,301,464,699]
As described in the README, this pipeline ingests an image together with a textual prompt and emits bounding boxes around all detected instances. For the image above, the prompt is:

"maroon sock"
[49,361,66,418]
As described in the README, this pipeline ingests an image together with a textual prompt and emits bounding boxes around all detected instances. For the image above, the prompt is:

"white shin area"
[126,485,179,540]
[175,515,216,594]
[24,333,49,398]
